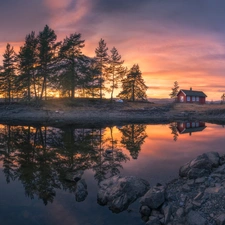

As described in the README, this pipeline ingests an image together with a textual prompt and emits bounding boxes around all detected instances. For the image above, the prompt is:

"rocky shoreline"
[97,152,225,225]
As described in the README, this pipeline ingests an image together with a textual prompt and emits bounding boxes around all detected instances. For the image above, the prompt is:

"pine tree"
[169,81,179,101]
[107,47,125,101]
[118,64,147,101]
[36,25,58,100]
[0,44,17,102]
[58,33,85,98]
[17,31,38,101]
[221,93,225,104]
[95,38,108,100]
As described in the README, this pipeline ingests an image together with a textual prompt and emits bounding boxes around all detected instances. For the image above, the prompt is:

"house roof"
[178,90,207,97]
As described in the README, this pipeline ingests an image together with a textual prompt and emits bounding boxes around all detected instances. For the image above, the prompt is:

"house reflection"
[177,122,206,135]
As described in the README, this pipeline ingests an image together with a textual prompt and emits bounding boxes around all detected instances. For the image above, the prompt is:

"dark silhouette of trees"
[118,64,147,101]
[95,38,108,100]
[107,47,125,101]
[36,25,58,101]
[58,33,85,98]
[169,81,179,101]
[0,44,17,102]
[17,31,38,101]
[0,25,148,101]
[119,124,147,159]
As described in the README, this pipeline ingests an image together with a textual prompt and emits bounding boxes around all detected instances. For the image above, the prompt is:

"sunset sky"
[1,0,225,100]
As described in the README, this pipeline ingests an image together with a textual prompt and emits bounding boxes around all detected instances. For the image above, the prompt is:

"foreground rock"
[140,152,225,224]
[97,175,150,213]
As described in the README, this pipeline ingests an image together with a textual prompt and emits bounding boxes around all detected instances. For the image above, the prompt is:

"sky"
[1,0,225,100]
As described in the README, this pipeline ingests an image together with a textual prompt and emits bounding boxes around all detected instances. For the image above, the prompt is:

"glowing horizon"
[1,1,225,100]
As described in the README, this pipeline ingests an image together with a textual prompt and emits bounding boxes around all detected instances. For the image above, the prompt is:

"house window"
[196,122,199,127]
[196,97,199,101]
[187,96,190,101]
[180,96,184,102]
[192,96,195,101]
[192,122,195,127]
[187,123,190,128]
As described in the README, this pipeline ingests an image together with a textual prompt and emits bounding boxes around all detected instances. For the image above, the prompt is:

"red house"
[177,88,207,104]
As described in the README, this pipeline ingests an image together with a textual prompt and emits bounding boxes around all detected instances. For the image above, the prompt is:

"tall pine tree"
[17,31,38,101]
[0,44,17,102]
[107,47,125,101]
[169,81,179,101]
[36,25,58,100]
[95,38,108,100]
[58,33,85,98]
[118,64,147,101]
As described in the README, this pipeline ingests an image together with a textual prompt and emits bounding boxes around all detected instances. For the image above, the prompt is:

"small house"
[177,88,207,104]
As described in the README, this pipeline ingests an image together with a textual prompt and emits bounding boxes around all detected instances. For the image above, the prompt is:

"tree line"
[0,25,148,103]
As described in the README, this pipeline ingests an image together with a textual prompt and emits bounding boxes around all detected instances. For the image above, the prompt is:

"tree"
[0,44,17,102]
[17,31,38,101]
[221,93,225,104]
[36,25,58,101]
[117,64,147,101]
[107,47,125,101]
[169,81,179,101]
[58,33,85,98]
[95,38,108,100]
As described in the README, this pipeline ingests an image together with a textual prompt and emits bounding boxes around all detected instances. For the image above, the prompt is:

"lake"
[0,122,225,225]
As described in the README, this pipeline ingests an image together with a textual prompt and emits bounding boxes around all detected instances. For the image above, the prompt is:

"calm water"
[0,122,225,225]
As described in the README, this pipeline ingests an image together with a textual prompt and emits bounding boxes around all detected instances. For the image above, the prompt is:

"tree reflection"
[0,124,130,204]
[119,124,147,159]
[169,122,179,141]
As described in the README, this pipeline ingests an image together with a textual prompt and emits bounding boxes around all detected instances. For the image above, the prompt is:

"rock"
[182,184,191,192]
[75,179,88,202]
[215,214,225,225]
[195,177,205,184]
[162,203,172,224]
[176,207,184,218]
[214,164,225,174]
[140,184,165,209]
[203,152,220,167]
[204,187,224,194]
[187,210,206,225]
[140,205,151,217]
[188,168,210,179]
[179,152,220,179]
[97,175,149,213]
[194,192,204,201]
[65,170,84,182]
[146,216,161,225]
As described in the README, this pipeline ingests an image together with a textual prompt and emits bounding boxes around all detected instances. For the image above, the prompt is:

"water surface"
[0,122,225,225]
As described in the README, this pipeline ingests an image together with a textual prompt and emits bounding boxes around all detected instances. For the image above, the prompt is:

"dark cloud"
[0,0,49,42]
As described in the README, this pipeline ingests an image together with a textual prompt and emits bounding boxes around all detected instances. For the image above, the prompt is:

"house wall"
[177,92,206,104]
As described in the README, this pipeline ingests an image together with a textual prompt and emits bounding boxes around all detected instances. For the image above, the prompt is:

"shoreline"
[0,101,225,126]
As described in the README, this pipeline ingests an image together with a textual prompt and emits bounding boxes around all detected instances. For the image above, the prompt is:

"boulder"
[97,175,149,213]
[75,179,88,202]
[146,216,161,225]
[139,205,151,217]
[179,152,220,179]
[187,210,206,225]
[140,184,165,209]
[215,214,225,225]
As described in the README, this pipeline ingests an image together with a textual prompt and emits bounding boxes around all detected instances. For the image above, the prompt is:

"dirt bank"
[0,100,225,126]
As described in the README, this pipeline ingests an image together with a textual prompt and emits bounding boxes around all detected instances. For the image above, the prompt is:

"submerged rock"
[75,179,88,202]
[97,175,149,213]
